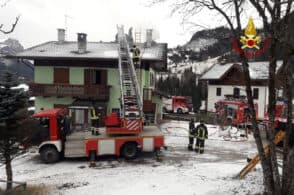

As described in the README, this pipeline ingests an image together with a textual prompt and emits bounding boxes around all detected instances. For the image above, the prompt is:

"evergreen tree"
[168,53,182,65]
[0,71,35,191]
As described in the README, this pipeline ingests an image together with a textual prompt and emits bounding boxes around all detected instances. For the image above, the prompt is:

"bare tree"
[0,15,19,34]
[151,0,294,194]
[0,0,19,34]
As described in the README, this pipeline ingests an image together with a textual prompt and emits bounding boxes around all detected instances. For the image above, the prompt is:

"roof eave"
[10,55,165,61]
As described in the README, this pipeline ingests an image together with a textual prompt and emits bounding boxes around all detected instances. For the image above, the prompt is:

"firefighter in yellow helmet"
[130,45,140,66]
[90,107,100,135]
[195,120,208,154]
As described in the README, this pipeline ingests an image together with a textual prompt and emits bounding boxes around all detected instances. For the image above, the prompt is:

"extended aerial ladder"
[106,26,144,134]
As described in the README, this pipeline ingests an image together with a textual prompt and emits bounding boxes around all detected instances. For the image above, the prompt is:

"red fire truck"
[33,27,164,163]
[215,95,258,127]
[263,100,291,127]
[263,100,294,128]
[261,100,294,146]
[162,96,190,114]
[33,108,164,163]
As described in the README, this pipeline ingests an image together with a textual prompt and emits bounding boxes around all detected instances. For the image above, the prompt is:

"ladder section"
[117,26,143,119]
[239,130,285,178]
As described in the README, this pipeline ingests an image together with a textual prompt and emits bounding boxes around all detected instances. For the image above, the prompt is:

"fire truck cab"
[162,96,189,114]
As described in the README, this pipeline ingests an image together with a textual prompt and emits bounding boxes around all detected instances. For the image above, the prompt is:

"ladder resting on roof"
[116,26,143,119]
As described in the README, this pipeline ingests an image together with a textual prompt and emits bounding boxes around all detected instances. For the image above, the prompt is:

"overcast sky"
[0,0,262,49]
[0,0,222,48]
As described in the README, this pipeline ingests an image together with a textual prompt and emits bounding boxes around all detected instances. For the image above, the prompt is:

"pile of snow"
[160,120,248,142]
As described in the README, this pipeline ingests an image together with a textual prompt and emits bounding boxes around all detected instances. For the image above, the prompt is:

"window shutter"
[84,69,91,85]
[54,68,69,84]
[101,70,107,85]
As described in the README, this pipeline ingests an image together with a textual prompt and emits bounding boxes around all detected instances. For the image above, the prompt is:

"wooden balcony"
[30,83,110,100]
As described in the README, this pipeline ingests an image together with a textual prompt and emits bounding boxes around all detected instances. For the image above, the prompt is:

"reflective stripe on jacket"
[196,125,208,140]
[90,108,99,120]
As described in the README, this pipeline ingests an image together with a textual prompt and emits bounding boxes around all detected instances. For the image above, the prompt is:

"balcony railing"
[30,83,110,100]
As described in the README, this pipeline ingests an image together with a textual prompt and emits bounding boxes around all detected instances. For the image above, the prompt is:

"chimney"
[77,33,87,53]
[57,28,65,43]
[146,29,153,47]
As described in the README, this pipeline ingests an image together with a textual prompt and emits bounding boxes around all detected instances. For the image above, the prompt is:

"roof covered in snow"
[168,57,218,75]
[201,61,283,80]
[13,41,167,61]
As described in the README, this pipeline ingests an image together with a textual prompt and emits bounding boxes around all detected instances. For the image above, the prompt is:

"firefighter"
[195,120,208,154]
[90,107,100,135]
[130,45,140,66]
[188,118,195,151]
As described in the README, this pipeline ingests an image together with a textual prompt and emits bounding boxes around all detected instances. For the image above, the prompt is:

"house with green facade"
[15,29,167,126]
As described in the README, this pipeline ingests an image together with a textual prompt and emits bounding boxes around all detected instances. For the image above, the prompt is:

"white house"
[200,61,283,118]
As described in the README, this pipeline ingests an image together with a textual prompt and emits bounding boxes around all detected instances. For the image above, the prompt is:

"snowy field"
[0,121,264,195]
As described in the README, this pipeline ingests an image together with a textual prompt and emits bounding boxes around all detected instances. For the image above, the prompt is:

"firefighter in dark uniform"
[195,120,208,154]
[130,45,140,66]
[188,118,195,150]
[90,107,100,135]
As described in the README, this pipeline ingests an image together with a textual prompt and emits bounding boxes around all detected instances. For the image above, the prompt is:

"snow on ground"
[0,121,264,195]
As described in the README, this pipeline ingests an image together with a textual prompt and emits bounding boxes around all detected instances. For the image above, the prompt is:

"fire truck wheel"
[40,146,60,163]
[177,108,183,114]
[121,142,138,160]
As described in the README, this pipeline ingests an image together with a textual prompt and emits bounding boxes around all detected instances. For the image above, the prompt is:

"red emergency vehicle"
[162,96,190,114]
[33,108,164,163]
[263,100,293,127]
[215,95,258,127]
[262,100,294,146]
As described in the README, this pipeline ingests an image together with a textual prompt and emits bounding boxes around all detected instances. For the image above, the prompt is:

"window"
[253,88,259,99]
[54,68,69,83]
[84,69,107,85]
[150,72,155,87]
[216,87,222,96]
[95,70,102,84]
[143,89,152,100]
[37,117,50,140]
[74,109,85,124]
[233,87,240,97]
